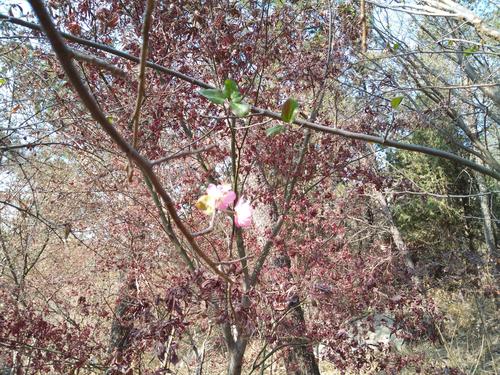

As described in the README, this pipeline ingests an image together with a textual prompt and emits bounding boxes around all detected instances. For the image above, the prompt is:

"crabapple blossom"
[234,197,253,228]
[207,184,236,210]
[195,183,236,214]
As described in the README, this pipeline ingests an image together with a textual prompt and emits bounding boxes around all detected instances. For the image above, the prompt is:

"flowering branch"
[27,0,232,283]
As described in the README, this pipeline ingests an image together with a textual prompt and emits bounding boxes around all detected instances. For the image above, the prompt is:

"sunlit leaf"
[230,102,250,117]
[281,98,299,123]
[224,79,238,99]
[198,89,226,104]
[0,78,7,86]
[463,46,479,57]
[266,125,285,137]
[11,104,20,114]
[230,91,243,103]
[391,96,403,109]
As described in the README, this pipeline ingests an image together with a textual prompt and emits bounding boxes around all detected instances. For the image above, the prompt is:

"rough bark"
[107,278,137,373]
[474,172,499,272]
[273,254,321,375]
[373,190,419,285]
[227,337,248,375]
[284,298,322,375]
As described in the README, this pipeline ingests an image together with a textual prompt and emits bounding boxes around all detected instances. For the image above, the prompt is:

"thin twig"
[192,212,216,237]
[27,0,232,283]
[128,0,155,181]
[387,190,498,199]
[385,83,500,92]
[151,145,215,166]
[1,13,499,179]
[217,254,254,265]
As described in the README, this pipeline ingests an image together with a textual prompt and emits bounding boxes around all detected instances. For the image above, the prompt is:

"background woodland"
[0,0,498,373]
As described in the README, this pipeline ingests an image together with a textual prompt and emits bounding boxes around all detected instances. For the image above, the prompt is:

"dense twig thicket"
[0,0,498,374]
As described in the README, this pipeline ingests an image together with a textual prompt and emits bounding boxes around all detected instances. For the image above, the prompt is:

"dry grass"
[222,288,499,374]
[404,288,499,375]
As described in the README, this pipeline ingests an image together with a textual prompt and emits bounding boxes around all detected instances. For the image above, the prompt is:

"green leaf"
[281,98,299,123]
[198,89,226,104]
[391,96,404,109]
[393,43,400,51]
[463,46,478,56]
[230,102,250,117]
[224,79,238,99]
[106,116,114,124]
[230,91,243,103]
[266,125,285,137]
[0,78,7,86]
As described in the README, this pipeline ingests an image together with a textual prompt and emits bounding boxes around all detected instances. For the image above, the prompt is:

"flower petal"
[234,198,253,228]
[217,190,236,210]
[206,184,219,197]
[195,195,215,215]
[220,184,232,193]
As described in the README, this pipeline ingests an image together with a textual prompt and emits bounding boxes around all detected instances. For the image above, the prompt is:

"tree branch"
[26,0,232,283]
[151,145,215,166]
[367,0,500,41]
[129,0,155,181]
[1,12,499,180]
[69,48,127,77]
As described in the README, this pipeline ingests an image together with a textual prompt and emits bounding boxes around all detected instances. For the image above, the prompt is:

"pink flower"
[206,183,236,210]
[195,183,253,229]
[234,198,253,228]
[196,183,236,215]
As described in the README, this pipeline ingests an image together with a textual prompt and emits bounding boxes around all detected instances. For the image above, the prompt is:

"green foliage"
[281,98,299,123]
[463,45,479,56]
[198,88,226,104]
[230,102,250,117]
[223,79,238,98]
[390,96,404,109]
[389,129,483,278]
[266,125,285,137]
[198,79,251,117]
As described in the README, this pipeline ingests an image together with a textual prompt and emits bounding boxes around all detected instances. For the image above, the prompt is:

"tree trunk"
[284,297,321,375]
[107,278,137,374]
[373,190,419,286]
[273,254,321,375]
[474,172,498,272]
[227,338,248,375]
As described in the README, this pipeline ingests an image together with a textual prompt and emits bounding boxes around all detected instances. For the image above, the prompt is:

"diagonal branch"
[27,0,231,283]
[128,0,155,180]
[367,0,500,41]
[69,48,127,77]
[143,173,195,271]
[2,13,499,179]
[131,0,155,150]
